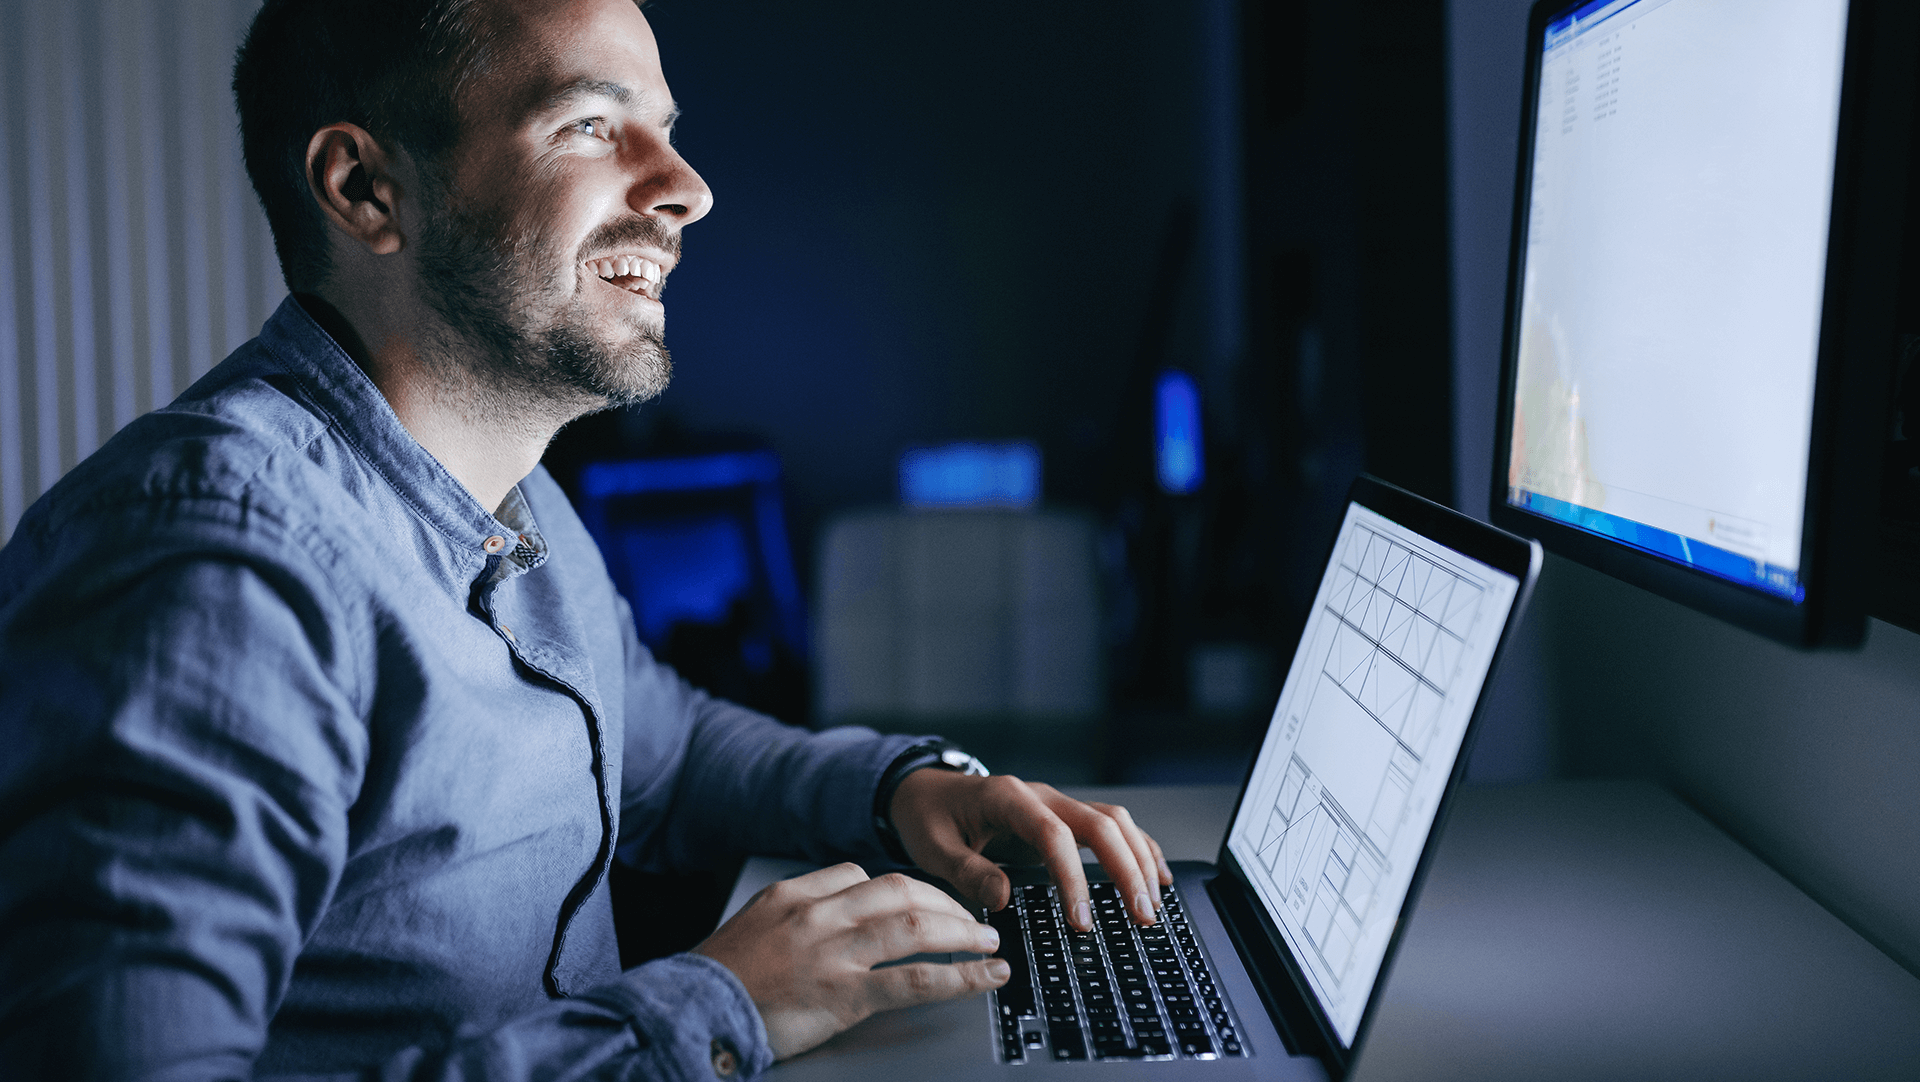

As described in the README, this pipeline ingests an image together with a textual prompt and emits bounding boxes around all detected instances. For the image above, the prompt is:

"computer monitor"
[1491,0,1917,647]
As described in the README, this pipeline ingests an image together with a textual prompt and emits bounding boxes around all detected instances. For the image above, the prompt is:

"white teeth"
[586,254,666,299]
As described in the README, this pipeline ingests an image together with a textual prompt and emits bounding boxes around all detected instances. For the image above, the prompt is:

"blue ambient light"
[1155,370,1204,495]
[899,443,1042,509]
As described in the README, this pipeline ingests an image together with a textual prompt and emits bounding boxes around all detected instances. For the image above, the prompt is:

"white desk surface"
[726,779,1920,1081]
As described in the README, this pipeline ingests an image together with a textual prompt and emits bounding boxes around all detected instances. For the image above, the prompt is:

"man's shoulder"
[2,334,368,585]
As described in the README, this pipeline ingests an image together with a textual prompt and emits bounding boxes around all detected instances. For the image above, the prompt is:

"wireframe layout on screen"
[1227,502,1521,1046]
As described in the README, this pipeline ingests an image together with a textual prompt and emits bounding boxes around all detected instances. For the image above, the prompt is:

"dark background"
[549,0,1455,778]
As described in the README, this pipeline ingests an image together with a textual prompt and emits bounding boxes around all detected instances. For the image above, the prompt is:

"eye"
[569,117,610,140]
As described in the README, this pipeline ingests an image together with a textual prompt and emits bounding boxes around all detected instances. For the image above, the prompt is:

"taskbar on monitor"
[1508,488,1805,603]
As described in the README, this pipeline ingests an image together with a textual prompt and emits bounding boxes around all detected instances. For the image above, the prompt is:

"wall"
[1446,0,1920,976]
[641,0,1214,529]
[0,0,285,541]
[1447,0,1559,783]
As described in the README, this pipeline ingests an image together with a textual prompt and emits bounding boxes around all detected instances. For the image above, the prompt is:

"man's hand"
[890,771,1175,932]
[693,863,1010,1060]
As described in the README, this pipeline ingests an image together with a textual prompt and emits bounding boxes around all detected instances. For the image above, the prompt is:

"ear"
[305,123,406,257]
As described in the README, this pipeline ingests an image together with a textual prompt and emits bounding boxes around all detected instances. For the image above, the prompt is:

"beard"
[411,180,675,422]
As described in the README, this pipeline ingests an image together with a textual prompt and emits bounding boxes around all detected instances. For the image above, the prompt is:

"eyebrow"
[532,78,635,116]
[527,77,681,130]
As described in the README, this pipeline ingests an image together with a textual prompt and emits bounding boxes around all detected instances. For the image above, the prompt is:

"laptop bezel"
[1210,474,1542,1079]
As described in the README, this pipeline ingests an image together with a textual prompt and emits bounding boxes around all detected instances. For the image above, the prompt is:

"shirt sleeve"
[609,591,928,875]
[0,507,364,1077]
[0,512,774,1082]
[271,954,772,1082]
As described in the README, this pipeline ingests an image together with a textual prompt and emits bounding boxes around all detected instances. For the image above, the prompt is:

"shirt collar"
[254,296,547,580]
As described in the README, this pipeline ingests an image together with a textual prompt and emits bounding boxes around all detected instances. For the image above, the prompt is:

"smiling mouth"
[587,255,665,301]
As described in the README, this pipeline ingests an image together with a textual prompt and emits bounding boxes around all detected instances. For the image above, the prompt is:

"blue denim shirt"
[0,297,921,1080]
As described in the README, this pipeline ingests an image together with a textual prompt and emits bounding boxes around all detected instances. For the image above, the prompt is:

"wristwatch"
[872,739,989,863]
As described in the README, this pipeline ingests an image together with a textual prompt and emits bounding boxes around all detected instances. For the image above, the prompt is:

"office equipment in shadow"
[815,442,1104,779]
[772,476,1541,1079]
[1491,0,1918,647]
[575,449,809,721]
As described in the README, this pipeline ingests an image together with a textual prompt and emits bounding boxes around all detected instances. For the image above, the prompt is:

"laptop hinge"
[1206,874,1334,1065]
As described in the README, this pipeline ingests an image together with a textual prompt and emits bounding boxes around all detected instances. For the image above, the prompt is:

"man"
[0,0,1173,1078]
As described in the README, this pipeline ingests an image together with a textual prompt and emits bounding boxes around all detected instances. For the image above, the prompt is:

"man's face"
[412,0,713,415]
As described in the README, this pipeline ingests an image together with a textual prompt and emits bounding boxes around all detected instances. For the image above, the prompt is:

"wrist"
[872,739,988,863]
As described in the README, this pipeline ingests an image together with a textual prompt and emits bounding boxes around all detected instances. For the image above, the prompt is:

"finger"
[907,811,1012,913]
[1046,794,1156,925]
[863,958,1012,1013]
[830,872,978,927]
[765,861,870,904]
[947,848,1013,914]
[1011,784,1093,932]
[1146,832,1173,887]
[851,908,1003,966]
[1090,802,1162,913]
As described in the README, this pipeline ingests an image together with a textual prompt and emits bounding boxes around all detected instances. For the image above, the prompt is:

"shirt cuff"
[583,952,773,1081]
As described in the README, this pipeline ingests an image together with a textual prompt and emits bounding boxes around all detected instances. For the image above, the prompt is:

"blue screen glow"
[899,443,1041,508]
[1156,370,1204,495]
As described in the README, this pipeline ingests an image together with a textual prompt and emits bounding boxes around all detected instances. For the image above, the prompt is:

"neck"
[296,292,593,514]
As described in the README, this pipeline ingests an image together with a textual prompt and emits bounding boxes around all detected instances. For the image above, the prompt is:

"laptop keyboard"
[988,880,1246,1063]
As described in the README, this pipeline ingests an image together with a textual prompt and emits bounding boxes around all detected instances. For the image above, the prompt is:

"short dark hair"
[232,0,501,292]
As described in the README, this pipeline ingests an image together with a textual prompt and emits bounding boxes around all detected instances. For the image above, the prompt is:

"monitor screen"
[1226,501,1522,1047]
[1503,0,1851,604]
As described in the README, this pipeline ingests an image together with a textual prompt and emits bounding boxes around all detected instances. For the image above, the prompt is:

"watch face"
[939,747,989,776]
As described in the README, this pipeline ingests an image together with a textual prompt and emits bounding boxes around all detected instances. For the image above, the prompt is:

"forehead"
[465,0,669,122]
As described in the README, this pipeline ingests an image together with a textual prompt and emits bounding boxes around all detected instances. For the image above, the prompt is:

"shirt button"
[482,535,507,554]
[710,1039,739,1078]
[499,625,516,643]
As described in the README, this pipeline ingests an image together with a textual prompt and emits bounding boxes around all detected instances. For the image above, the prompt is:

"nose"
[631,140,713,228]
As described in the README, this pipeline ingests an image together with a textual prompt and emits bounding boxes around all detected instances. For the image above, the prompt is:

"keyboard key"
[1138,1037,1172,1057]
[1182,1035,1215,1057]
[1050,1027,1088,1060]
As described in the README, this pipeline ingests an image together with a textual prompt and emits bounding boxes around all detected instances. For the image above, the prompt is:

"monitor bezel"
[1488,0,1914,648]
[1213,474,1542,1078]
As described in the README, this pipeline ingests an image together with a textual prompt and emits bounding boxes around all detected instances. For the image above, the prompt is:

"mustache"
[579,215,681,260]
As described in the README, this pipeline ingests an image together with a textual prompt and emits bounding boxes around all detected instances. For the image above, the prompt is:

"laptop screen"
[1225,501,1522,1046]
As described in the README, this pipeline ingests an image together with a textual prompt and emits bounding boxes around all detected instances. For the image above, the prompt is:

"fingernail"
[987,958,1011,981]
[1074,900,1093,931]
[980,928,1001,952]
[1133,892,1156,925]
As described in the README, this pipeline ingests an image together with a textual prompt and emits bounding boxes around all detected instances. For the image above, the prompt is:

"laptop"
[769,475,1542,1080]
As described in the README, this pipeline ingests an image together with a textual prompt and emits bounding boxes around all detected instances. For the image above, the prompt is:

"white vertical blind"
[0,0,284,542]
